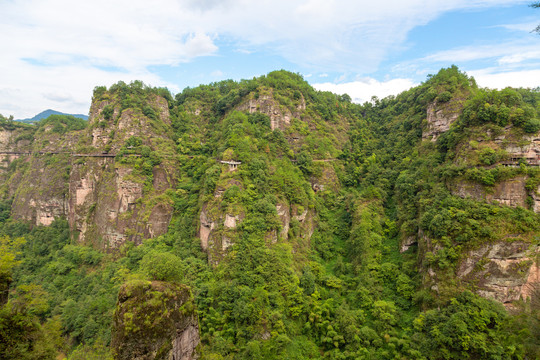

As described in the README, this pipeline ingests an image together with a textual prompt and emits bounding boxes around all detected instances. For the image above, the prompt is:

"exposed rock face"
[400,235,417,253]
[494,133,540,163]
[449,176,540,213]
[199,204,215,251]
[11,155,70,226]
[276,203,290,239]
[0,130,13,150]
[419,224,540,306]
[67,94,176,248]
[451,176,529,207]
[310,161,340,193]
[198,178,246,263]
[422,100,462,141]
[237,91,305,131]
[457,241,540,304]
[0,128,34,188]
[198,173,317,263]
[68,160,172,248]
[112,281,200,360]
[2,92,177,249]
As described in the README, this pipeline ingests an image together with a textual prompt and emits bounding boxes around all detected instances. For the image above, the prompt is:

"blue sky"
[0,0,539,118]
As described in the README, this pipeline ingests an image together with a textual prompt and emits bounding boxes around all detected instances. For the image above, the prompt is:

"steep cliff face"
[67,92,177,248]
[111,280,200,360]
[236,89,306,131]
[447,127,540,213]
[0,126,34,191]
[190,80,346,264]
[198,176,246,263]
[422,99,463,141]
[457,241,540,304]
[1,87,178,249]
[450,176,539,211]
[11,154,71,226]
[8,123,80,226]
[415,92,540,305]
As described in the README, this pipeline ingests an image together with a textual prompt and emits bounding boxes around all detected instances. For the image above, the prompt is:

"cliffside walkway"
[0,151,342,167]
[0,151,137,158]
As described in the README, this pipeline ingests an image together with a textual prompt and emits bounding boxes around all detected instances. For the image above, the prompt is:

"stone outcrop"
[236,90,306,131]
[494,132,540,165]
[68,94,177,248]
[198,175,317,264]
[198,178,245,264]
[419,224,540,306]
[68,160,174,248]
[457,241,540,305]
[449,176,540,213]
[422,99,463,141]
[1,92,177,249]
[276,203,290,239]
[11,155,70,226]
[112,280,200,360]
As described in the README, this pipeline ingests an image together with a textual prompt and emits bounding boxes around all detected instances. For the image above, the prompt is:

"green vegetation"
[1,68,540,359]
[37,114,87,134]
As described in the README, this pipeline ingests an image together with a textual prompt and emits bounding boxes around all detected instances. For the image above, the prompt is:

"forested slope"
[0,67,539,359]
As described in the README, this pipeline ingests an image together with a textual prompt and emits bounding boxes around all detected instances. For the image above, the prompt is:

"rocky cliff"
[111,280,200,360]
[416,84,540,306]
[1,85,178,249]
[67,91,177,248]
[422,98,464,141]
[193,86,343,264]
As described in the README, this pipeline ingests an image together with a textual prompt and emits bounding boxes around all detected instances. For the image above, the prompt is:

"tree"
[532,2,540,34]
[0,236,25,305]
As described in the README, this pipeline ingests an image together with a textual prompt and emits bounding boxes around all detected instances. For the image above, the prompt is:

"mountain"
[0,69,539,359]
[16,109,89,123]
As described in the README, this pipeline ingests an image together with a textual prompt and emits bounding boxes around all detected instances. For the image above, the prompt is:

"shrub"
[523,118,540,134]
[437,91,452,103]
[140,251,184,282]
[102,105,113,121]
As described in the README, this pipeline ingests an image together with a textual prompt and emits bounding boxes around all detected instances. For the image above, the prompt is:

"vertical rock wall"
[112,281,200,360]
[3,93,177,249]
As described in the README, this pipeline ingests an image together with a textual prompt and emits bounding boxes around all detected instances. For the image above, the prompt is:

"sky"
[0,0,539,119]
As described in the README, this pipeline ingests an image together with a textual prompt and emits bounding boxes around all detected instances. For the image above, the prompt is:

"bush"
[140,251,184,282]
[413,291,517,359]
[478,147,497,166]
[523,118,540,134]
[437,91,452,103]
[102,105,113,121]
[142,105,158,121]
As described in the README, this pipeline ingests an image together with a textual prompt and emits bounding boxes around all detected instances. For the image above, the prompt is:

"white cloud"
[0,59,178,118]
[496,20,539,32]
[468,69,540,89]
[313,78,417,104]
[423,41,540,64]
[210,70,224,77]
[43,92,75,103]
[498,51,540,65]
[184,33,219,59]
[0,0,531,117]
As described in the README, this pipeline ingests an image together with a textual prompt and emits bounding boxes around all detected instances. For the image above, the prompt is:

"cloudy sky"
[1,0,539,118]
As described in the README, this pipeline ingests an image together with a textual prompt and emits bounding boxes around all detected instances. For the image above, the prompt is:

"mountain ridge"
[0,68,539,359]
[16,108,89,123]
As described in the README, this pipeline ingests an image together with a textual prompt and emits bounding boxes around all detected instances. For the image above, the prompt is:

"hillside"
[16,109,89,124]
[0,68,539,359]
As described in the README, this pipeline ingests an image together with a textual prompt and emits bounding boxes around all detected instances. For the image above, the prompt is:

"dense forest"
[1,67,540,359]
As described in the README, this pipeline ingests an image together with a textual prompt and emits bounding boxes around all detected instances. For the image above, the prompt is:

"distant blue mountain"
[16,109,89,124]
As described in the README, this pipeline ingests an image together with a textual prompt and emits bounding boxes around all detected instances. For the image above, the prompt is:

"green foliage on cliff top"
[37,114,87,134]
